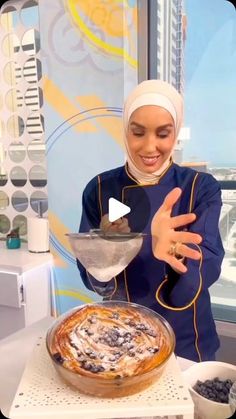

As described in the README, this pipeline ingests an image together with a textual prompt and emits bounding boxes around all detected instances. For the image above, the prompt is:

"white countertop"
[0,242,53,274]
[0,317,195,419]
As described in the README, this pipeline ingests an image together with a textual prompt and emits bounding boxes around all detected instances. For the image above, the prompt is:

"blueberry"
[87,315,97,324]
[205,380,212,387]
[117,337,124,345]
[147,347,159,354]
[80,361,91,371]
[222,387,228,395]
[146,329,157,338]
[109,312,119,320]
[70,342,79,350]
[123,332,132,342]
[80,361,105,373]
[125,343,134,350]
[215,382,223,391]
[53,352,64,364]
[136,323,147,331]
[127,320,136,327]
[91,364,105,373]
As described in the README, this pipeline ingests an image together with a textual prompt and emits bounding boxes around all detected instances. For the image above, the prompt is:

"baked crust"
[50,304,171,379]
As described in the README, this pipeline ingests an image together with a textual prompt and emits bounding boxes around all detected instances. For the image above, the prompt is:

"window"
[184,0,236,323]
[148,0,236,325]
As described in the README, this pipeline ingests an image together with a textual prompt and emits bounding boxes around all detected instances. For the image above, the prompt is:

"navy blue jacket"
[77,162,224,362]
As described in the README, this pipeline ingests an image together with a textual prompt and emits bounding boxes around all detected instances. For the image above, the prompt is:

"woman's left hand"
[100,214,131,233]
[151,187,202,273]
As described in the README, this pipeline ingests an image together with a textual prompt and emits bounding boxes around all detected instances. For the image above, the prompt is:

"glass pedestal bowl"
[46,301,175,398]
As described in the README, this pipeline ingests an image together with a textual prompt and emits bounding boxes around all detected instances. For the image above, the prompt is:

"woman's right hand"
[100,214,131,233]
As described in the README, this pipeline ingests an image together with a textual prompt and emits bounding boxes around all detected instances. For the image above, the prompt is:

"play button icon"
[82,175,151,236]
[108,198,131,222]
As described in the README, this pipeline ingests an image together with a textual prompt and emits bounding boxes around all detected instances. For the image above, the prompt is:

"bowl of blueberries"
[183,361,236,419]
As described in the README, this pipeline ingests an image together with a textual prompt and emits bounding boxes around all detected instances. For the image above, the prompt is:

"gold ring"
[169,242,181,257]
[169,243,177,256]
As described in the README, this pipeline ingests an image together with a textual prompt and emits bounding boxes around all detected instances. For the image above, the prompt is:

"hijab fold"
[123,80,183,184]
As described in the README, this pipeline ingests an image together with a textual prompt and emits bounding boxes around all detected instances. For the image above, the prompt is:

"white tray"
[9,337,194,419]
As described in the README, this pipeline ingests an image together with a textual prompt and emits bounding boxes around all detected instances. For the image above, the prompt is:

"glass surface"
[23,57,42,84]
[29,165,47,187]
[27,140,45,163]
[22,29,40,56]
[13,214,27,236]
[7,115,24,137]
[0,120,4,140]
[1,34,20,58]
[11,191,28,212]
[30,190,48,214]
[9,142,26,163]
[3,61,22,85]
[0,6,19,31]
[0,142,6,163]
[10,166,27,187]
[25,86,43,111]
[210,187,236,323]
[0,168,8,186]
[0,191,9,210]
[0,215,10,234]
[26,113,44,139]
[5,88,23,112]
[20,0,39,28]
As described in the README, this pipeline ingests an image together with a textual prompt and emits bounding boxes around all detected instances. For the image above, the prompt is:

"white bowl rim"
[183,360,236,406]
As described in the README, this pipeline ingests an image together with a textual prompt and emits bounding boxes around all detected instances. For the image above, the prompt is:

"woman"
[77,80,224,362]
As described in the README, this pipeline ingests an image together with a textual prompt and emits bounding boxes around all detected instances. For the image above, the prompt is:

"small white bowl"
[183,361,236,419]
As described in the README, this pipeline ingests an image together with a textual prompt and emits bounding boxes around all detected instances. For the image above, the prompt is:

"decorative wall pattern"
[0,0,47,239]
[38,0,138,314]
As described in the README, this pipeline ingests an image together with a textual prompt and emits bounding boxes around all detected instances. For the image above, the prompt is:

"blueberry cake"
[49,303,173,395]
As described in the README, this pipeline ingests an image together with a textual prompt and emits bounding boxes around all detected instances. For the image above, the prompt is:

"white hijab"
[123,80,183,184]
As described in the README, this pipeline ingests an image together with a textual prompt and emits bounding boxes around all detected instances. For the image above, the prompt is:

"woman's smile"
[140,155,160,166]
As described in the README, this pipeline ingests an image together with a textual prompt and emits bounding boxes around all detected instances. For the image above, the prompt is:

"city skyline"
[184,0,236,167]
[156,0,185,94]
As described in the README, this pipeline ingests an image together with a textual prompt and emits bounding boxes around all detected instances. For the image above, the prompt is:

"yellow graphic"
[42,77,97,133]
[43,76,124,148]
[66,0,137,68]
[55,289,94,303]
[78,95,124,149]
[48,210,71,267]
[49,247,67,268]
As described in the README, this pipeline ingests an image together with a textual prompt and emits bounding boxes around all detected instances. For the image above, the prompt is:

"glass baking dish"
[46,301,175,397]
